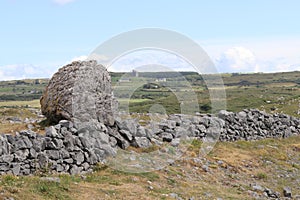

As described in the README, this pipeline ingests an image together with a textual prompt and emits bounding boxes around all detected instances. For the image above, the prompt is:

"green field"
[111,71,300,116]
[0,71,299,117]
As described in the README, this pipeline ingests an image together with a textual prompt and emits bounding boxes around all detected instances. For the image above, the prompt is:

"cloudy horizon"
[1,0,299,80]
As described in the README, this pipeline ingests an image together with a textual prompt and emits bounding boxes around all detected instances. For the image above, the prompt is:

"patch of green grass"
[255,172,268,180]
[188,139,202,151]
[0,175,23,193]
[85,174,111,183]
[33,179,71,200]
[137,172,160,181]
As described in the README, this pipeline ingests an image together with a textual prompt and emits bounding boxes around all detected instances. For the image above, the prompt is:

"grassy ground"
[0,135,299,200]
[111,71,300,116]
[0,99,40,108]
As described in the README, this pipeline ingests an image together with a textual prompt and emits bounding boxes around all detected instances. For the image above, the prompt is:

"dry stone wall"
[0,109,299,175]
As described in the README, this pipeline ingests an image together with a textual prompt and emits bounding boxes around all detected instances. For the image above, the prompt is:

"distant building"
[118,78,131,82]
[155,78,167,82]
[132,70,139,77]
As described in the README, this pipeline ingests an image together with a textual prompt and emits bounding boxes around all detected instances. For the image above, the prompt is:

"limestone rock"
[40,60,117,126]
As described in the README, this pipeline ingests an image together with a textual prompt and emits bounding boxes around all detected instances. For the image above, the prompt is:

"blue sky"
[0,0,300,80]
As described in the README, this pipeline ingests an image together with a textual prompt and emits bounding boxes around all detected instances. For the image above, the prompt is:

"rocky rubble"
[218,109,300,141]
[0,109,299,176]
[0,120,117,175]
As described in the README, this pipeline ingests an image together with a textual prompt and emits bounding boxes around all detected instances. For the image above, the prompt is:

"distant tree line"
[0,94,41,101]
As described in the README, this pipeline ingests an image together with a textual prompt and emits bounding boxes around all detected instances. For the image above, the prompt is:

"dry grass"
[0,100,40,108]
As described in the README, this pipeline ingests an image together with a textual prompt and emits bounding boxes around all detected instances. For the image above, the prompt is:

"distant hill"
[0,71,299,117]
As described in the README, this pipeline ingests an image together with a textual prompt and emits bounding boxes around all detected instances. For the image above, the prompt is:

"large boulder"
[40,60,117,126]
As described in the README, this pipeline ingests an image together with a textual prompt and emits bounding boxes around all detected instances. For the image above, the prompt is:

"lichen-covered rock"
[40,60,117,126]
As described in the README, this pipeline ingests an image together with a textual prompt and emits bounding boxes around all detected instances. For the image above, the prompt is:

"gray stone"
[252,184,264,192]
[29,148,37,158]
[74,136,82,147]
[59,120,73,129]
[170,138,180,147]
[132,137,151,148]
[136,126,146,137]
[53,138,64,149]
[73,152,85,165]
[97,132,110,144]
[15,137,31,150]
[37,153,49,168]
[54,124,61,130]
[0,155,14,163]
[45,137,58,150]
[0,163,10,171]
[283,187,292,198]
[145,128,154,138]
[174,127,187,138]
[32,138,45,152]
[100,144,116,156]
[40,60,117,126]
[11,163,21,176]
[218,110,234,120]
[46,150,60,160]
[70,165,83,175]
[116,119,137,135]
[20,130,36,138]
[64,135,75,151]
[64,158,74,164]
[160,132,173,142]
[40,177,61,183]
[14,149,29,162]
[78,135,93,148]
[108,128,130,149]
[202,165,209,172]
[60,149,70,159]
[119,129,133,141]
[197,124,206,133]
[109,136,117,147]
[45,126,58,138]
[82,162,90,170]
[87,149,98,165]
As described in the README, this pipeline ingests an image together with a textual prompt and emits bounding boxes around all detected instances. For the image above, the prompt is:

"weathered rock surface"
[40,60,116,126]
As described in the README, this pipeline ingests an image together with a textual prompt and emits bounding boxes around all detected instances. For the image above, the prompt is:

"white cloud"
[109,50,194,72]
[53,0,76,5]
[0,64,56,81]
[58,55,88,67]
[216,47,259,72]
[201,37,300,73]
[71,55,88,62]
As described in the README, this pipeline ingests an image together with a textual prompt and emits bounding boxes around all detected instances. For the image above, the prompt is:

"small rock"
[40,177,61,183]
[45,126,58,138]
[148,185,154,190]
[252,184,264,192]
[170,138,180,147]
[169,193,179,199]
[160,132,173,142]
[202,165,209,172]
[283,187,292,198]
[136,126,146,137]
[132,137,151,148]
[59,120,73,129]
